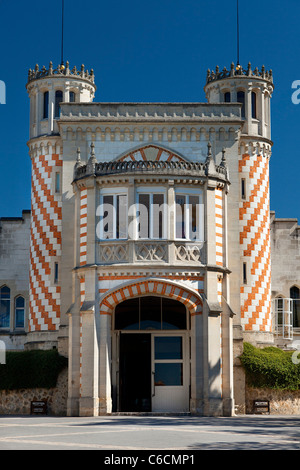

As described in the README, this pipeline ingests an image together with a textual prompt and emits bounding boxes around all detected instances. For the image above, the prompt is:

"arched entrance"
[99,278,203,414]
[115,296,188,412]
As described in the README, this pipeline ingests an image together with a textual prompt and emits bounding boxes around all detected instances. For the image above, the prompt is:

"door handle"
[152,371,155,397]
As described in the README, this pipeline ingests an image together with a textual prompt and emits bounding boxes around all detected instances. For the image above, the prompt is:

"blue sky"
[0,0,299,220]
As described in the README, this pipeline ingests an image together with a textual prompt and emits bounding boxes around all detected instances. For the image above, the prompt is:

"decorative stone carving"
[206,62,273,85]
[73,143,229,183]
[98,243,128,264]
[175,243,205,264]
[135,243,167,262]
[27,61,95,84]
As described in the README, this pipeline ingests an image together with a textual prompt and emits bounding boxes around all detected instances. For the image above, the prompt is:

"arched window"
[276,297,283,326]
[115,296,187,330]
[0,286,10,329]
[237,91,245,118]
[224,91,231,103]
[69,91,76,103]
[55,90,63,118]
[290,286,300,328]
[251,91,257,119]
[43,91,49,119]
[15,296,25,329]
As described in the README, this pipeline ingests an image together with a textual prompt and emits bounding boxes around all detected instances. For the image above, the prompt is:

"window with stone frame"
[15,296,25,329]
[175,191,204,241]
[99,192,128,240]
[0,286,10,329]
[137,191,166,239]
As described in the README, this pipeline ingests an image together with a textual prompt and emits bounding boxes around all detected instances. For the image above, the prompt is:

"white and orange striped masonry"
[239,153,271,332]
[29,152,62,332]
[79,189,88,266]
[98,277,203,317]
[215,188,223,267]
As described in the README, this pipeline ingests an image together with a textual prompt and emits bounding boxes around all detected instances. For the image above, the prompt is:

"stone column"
[35,90,41,137]
[167,180,175,264]
[48,88,55,135]
[190,311,204,414]
[98,311,112,414]
[79,300,99,417]
[203,180,223,416]
[67,274,81,417]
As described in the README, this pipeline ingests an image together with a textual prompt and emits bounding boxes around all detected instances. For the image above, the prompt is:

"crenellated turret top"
[206,62,273,86]
[27,61,95,85]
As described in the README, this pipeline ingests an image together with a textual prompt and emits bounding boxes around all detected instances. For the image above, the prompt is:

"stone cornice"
[59,102,242,123]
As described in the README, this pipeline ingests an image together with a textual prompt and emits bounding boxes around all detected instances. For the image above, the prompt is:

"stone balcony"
[73,144,229,185]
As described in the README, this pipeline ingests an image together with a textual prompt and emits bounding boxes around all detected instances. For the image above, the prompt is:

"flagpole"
[237,0,240,65]
[61,0,64,65]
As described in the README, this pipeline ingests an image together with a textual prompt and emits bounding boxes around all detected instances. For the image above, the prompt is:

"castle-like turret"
[25,62,96,348]
[26,61,96,139]
[205,63,275,344]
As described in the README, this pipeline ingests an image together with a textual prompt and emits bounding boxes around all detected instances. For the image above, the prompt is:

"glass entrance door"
[118,333,189,413]
[152,334,189,412]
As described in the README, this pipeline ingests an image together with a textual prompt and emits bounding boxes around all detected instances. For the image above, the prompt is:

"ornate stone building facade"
[1,60,298,416]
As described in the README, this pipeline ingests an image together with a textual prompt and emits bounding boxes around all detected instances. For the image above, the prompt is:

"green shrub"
[0,349,68,390]
[240,342,300,390]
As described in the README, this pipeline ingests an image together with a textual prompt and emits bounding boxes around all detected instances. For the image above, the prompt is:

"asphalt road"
[0,414,299,452]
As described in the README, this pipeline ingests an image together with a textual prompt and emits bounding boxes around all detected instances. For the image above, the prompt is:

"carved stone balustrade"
[97,240,206,266]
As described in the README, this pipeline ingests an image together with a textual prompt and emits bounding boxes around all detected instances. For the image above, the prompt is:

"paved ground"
[0,414,299,452]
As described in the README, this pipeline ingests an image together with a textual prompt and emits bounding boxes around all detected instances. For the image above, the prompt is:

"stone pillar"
[190,311,204,414]
[98,311,112,414]
[202,180,223,415]
[167,180,175,264]
[67,276,81,416]
[48,88,55,135]
[35,91,41,137]
[79,304,99,416]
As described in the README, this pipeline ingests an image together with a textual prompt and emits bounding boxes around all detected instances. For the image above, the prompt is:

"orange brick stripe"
[29,153,62,332]
[215,188,223,267]
[79,189,88,266]
[99,279,203,317]
[239,154,271,332]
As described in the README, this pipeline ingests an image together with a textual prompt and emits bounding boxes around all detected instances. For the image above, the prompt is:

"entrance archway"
[99,278,203,413]
[99,278,203,317]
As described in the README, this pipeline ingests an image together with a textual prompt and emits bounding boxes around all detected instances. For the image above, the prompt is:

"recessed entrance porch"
[113,296,189,413]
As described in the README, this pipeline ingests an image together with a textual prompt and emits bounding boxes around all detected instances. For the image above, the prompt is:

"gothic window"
[137,192,165,239]
[55,172,61,193]
[224,91,231,103]
[237,90,245,118]
[69,91,76,103]
[290,286,300,328]
[175,192,204,241]
[251,91,257,119]
[0,286,10,329]
[55,90,63,118]
[99,193,128,240]
[43,91,49,119]
[15,296,25,329]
